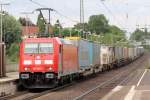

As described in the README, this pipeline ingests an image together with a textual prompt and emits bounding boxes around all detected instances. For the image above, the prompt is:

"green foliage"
[0,12,22,62]
[74,23,89,32]
[130,29,145,41]
[88,14,109,34]
[53,20,62,36]
[61,28,79,37]
[108,25,125,36]
[54,14,126,43]
[7,43,19,62]
[53,25,59,36]
[2,13,21,50]
[71,29,79,36]
[62,28,70,36]
[53,14,127,47]
[86,32,127,46]
[37,13,46,35]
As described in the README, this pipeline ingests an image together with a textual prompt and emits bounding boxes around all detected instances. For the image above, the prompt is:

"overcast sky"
[2,0,150,35]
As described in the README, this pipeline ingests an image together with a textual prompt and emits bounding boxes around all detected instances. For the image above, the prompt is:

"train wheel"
[58,78,64,86]
[101,68,104,72]
[69,75,73,83]
[17,82,26,91]
[108,66,110,71]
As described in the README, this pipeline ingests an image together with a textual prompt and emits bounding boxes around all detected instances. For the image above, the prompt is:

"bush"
[7,43,19,62]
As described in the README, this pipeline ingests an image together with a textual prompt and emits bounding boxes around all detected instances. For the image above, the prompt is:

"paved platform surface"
[0,72,19,83]
[101,69,150,100]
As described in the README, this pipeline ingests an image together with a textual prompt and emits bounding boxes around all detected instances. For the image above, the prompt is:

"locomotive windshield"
[24,43,38,54]
[39,43,53,53]
[24,43,53,54]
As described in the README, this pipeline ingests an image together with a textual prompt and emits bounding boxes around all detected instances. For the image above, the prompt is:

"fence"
[0,42,6,77]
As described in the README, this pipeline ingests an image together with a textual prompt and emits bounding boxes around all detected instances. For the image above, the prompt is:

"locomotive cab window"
[24,43,53,54]
[24,43,38,54]
[39,43,53,53]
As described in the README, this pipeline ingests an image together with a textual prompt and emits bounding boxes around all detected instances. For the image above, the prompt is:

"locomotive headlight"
[45,60,53,64]
[24,67,30,71]
[24,60,32,65]
[21,74,29,79]
[46,73,54,79]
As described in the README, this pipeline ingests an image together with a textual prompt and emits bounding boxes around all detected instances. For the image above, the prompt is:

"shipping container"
[109,47,115,64]
[62,44,79,75]
[123,47,129,60]
[128,48,134,60]
[134,47,137,58]
[65,37,80,40]
[92,42,100,67]
[114,47,124,66]
[115,47,122,61]
[100,46,109,65]
[78,39,93,70]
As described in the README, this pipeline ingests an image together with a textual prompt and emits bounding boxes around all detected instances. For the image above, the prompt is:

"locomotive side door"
[58,45,63,78]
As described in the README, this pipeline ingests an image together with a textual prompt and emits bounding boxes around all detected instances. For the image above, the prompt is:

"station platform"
[101,69,150,100]
[0,72,19,83]
[0,72,19,97]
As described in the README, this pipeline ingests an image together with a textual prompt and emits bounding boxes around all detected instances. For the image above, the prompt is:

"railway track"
[74,54,148,100]
[74,62,142,100]
[32,54,147,100]
[1,54,148,100]
[1,83,74,100]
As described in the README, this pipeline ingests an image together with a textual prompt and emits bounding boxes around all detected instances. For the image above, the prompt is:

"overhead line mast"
[80,0,84,29]
[36,8,54,37]
[0,3,10,42]
[80,0,85,38]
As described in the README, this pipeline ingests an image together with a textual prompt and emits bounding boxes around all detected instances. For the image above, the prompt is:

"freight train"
[19,37,144,89]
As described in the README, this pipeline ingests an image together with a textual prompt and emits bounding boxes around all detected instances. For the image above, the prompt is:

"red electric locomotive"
[19,37,79,88]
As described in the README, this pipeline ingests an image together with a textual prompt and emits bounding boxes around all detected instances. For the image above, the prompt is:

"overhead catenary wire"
[54,10,79,23]
[29,0,79,24]
[99,0,125,29]
[30,0,46,8]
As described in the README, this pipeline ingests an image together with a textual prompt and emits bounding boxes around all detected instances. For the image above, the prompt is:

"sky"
[2,0,150,36]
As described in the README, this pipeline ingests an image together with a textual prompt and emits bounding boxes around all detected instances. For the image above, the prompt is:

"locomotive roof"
[22,37,74,45]
[22,37,61,43]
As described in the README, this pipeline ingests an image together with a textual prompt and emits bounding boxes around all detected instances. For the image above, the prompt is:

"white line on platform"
[101,86,123,100]
[112,86,123,92]
[140,90,150,92]
[136,69,148,87]
[124,85,135,100]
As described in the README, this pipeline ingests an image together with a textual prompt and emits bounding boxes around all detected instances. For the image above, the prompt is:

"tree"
[19,17,35,26]
[62,28,70,37]
[74,23,89,32]
[70,29,79,36]
[37,12,46,35]
[2,13,21,49]
[130,29,145,41]
[53,20,62,36]
[108,25,126,41]
[88,14,109,34]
